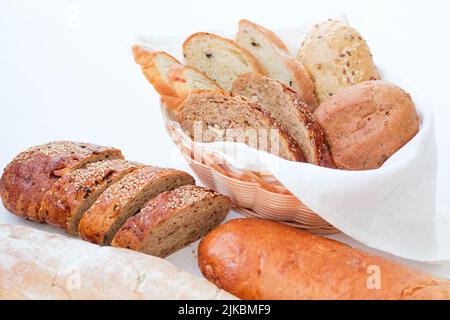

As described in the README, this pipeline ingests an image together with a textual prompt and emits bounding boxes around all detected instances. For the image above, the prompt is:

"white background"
[1,0,450,279]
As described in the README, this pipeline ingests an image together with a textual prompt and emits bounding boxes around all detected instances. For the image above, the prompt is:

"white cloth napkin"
[138,16,450,262]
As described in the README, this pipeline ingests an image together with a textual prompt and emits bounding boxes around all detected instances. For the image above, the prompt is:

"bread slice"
[0,141,123,222]
[182,32,265,91]
[132,45,181,97]
[236,19,318,110]
[39,159,141,234]
[177,92,305,162]
[112,185,231,258]
[232,73,335,167]
[168,65,223,96]
[78,166,195,245]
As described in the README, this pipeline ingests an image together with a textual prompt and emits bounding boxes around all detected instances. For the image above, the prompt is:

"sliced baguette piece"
[132,45,181,97]
[177,92,305,162]
[112,185,231,258]
[168,64,223,96]
[78,166,195,245]
[237,19,318,110]
[0,141,123,222]
[232,73,335,168]
[182,32,265,91]
[39,159,141,234]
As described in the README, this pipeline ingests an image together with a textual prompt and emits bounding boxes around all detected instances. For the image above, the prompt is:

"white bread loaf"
[183,32,265,91]
[236,19,317,110]
[0,224,235,300]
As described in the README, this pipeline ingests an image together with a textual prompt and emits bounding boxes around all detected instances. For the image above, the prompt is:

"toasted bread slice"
[182,32,265,91]
[236,20,318,111]
[232,73,335,167]
[177,92,305,162]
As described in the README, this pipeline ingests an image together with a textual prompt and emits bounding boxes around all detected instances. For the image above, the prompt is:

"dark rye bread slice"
[177,92,305,162]
[0,141,123,222]
[38,159,141,234]
[78,166,195,245]
[112,185,231,258]
[232,73,335,168]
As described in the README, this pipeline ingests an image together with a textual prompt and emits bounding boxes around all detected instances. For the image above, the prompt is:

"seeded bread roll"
[198,219,450,300]
[0,141,123,222]
[236,19,317,110]
[78,166,195,245]
[177,92,305,162]
[39,160,141,234]
[313,81,419,170]
[232,73,335,168]
[298,19,380,104]
[112,185,231,258]
[183,32,265,91]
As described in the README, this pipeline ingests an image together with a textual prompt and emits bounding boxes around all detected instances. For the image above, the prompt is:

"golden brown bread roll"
[313,80,419,170]
[198,219,450,300]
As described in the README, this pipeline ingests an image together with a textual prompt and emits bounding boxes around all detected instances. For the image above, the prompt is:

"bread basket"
[161,102,338,235]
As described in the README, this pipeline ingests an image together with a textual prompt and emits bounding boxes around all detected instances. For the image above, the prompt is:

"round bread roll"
[313,81,419,170]
[298,19,380,104]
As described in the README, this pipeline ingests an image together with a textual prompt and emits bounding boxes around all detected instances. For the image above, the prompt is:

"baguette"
[112,185,231,258]
[236,19,317,110]
[78,166,195,245]
[0,224,235,300]
[183,32,265,91]
[198,219,450,300]
[0,141,123,222]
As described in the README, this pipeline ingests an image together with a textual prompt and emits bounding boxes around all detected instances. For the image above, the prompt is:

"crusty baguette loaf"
[183,32,265,91]
[39,159,141,234]
[298,19,380,104]
[198,219,450,300]
[232,73,335,168]
[0,141,123,222]
[313,81,419,170]
[132,45,181,97]
[177,92,305,162]
[78,166,195,245]
[112,185,231,257]
[0,224,235,300]
[237,19,318,110]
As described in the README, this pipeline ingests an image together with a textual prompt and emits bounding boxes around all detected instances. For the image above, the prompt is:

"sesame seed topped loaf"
[236,19,318,110]
[183,32,265,91]
[112,185,231,258]
[297,19,380,104]
[78,166,195,245]
[177,91,305,162]
[232,73,334,168]
[0,141,123,222]
[39,159,141,234]
[313,81,419,170]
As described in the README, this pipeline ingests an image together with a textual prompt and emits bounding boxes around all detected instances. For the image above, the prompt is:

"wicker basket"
[161,103,338,235]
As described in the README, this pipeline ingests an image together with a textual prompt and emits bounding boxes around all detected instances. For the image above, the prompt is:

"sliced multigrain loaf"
[38,159,141,234]
[297,19,380,104]
[232,73,335,168]
[0,141,123,222]
[132,45,181,97]
[177,92,305,162]
[236,19,318,110]
[182,32,265,91]
[78,166,195,245]
[112,185,231,258]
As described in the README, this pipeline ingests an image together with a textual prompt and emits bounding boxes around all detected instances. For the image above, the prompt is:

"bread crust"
[198,219,450,300]
[237,20,318,110]
[112,185,231,256]
[78,166,195,245]
[298,19,380,104]
[313,81,419,170]
[39,160,141,234]
[132,45,181,97]
[0,141,123,222]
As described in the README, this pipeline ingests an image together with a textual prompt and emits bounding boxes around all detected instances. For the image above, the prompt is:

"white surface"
[1,0,450,279]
